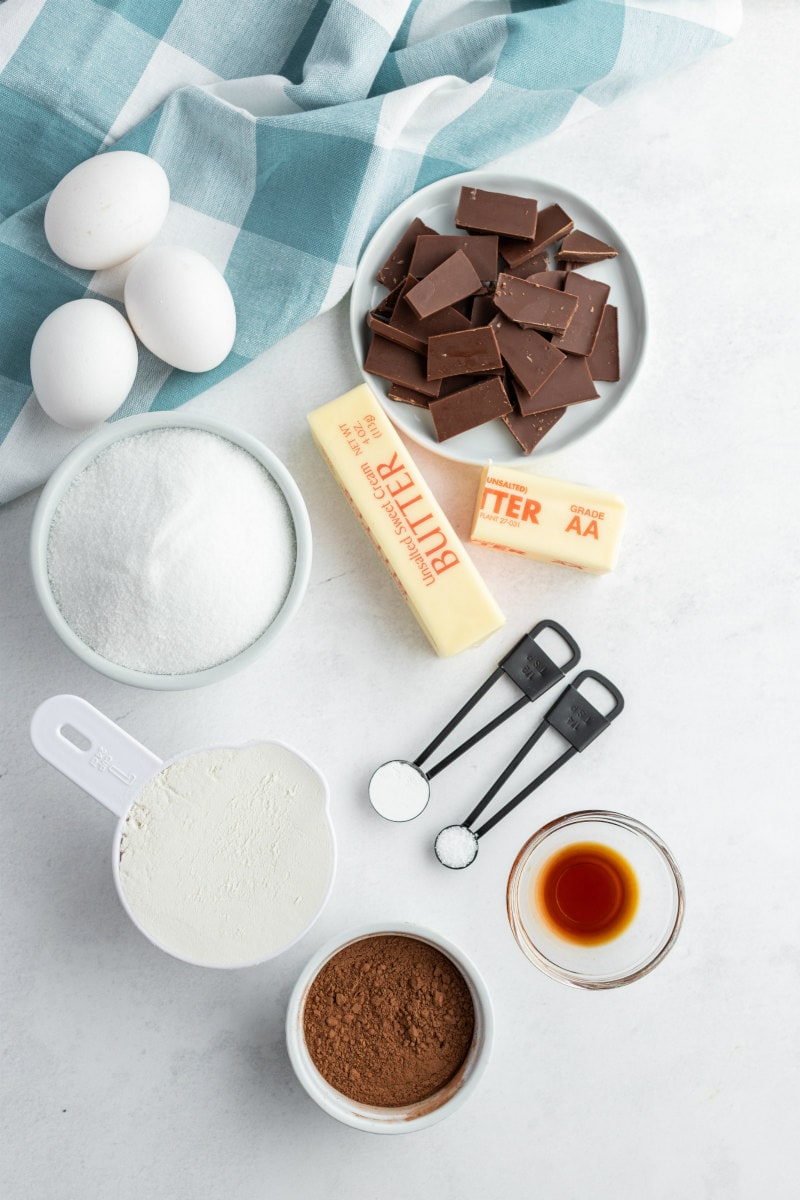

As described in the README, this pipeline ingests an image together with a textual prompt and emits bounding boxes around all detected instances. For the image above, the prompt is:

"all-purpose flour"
[118,744,334,966]
[47,427,296,675]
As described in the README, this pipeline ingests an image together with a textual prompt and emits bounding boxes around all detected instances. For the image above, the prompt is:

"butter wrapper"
[470,462,625,575]
[308,385,505,656]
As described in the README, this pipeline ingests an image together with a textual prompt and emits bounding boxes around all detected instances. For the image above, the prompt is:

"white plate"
[350,170,647,467]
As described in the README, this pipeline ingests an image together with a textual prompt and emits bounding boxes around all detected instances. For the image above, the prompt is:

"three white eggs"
[34,150,236,429]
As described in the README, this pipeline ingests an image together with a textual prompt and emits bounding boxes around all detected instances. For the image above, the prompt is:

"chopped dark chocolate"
[455,187,537,241]
[365,334,442,397]
[390,275,472,341]
[507,253,549,280]
[371,278,406,320]
[515,353,599,416]
[429,376,511,441]
[530,204,574,253]
[376,217,437,289]
[493,273,578,336]
[557,230,618,263]
[388,376,471,408]
[490,313,565,400]
[409,235,498,285]
[470,293,497,326]
[387,383,430,408]
[551,272,610,356]
[586,304,620,382]
[405,250,482,319]
[503,405,566,454]
[498,203,573,268]
[440,374,478,395]
[366,186,625,454]
[516,269,567,289]
[497,236,537,270]
[367,312,426,355]
[427,325,503,379]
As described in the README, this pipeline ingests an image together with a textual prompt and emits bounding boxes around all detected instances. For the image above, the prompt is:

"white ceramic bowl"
[286,922,493,1134]
[351,169,648,466]
[30,412,312,690]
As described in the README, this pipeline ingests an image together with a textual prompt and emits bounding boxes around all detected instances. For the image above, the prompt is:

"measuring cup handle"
[30,695,163,818]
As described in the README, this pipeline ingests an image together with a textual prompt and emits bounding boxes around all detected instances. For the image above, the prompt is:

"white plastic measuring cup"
[30,695,336,968]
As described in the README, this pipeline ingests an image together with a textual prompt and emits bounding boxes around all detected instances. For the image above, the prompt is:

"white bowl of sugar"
[30,412,311,689]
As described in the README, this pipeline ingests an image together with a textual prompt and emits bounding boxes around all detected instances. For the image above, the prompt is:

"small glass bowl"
[507,811,684,989]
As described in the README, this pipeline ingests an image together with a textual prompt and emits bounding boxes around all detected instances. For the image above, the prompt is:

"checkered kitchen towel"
[0,0,740,503]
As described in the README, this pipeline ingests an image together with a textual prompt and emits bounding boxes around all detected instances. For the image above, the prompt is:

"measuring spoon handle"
[30,695,163,818]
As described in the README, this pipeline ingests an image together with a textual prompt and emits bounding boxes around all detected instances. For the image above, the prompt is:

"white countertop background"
[2,8,798,1198]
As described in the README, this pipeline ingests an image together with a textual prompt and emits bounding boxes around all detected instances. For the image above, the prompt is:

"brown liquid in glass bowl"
[535,841,639,945]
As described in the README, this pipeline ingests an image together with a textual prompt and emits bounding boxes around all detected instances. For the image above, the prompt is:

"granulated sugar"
[47,427,296,675]
[118,744,334,966]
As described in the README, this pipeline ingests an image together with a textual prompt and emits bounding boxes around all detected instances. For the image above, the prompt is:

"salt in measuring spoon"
[434,670,624,868]
[368,620,580,822]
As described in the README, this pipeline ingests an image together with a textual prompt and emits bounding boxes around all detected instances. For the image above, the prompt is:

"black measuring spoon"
[434,670,625,868]
[368,620,581,822]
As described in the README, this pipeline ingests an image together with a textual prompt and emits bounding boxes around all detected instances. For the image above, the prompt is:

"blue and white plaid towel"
[0,0,740,503]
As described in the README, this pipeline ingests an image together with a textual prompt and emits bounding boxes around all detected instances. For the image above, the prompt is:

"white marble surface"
[2,9,798,1198]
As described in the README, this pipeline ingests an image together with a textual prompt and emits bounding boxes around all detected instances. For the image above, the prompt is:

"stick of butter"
[308,385,505,656]
[470,463,626,574]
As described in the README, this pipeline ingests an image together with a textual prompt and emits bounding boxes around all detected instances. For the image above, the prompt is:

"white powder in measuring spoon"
[435,825,479,869]
[47,427,296,675]
[118,744,335,967]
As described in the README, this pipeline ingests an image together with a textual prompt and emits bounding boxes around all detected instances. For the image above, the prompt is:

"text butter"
[308,385,505,656]
[470,463,625,574]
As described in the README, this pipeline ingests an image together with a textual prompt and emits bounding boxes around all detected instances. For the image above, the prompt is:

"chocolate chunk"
[455,187,538,241]
[530,204,574,252]
[371,278,406,320]
[387,384,430,408]
[409,235,498,285]
[493,273,578,336]
[507,253,549,280]
[376,217,437,289]
[367,312,426,355]
[503,406,566,454]
[497,236,537,270]
[557,230,618,264]
[515,353,599,416]
[405,250,482,319]
[365,334,442,397]
[387,375,469,409]
[586,304,620,382]
[470,293,497,326]
[440,374,478,396]
[491,313,565,400]
[551,272,610,357]
[429,376,511,441]
[517,269,567,290]
[427,326,503,380]
[390,275,472,341]
[499,203,574,267]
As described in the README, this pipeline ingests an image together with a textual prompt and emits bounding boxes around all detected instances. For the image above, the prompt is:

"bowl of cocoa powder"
[286,923,493,1133]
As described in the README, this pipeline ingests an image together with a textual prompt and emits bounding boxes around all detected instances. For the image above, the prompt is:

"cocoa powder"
[302,934,475,1107]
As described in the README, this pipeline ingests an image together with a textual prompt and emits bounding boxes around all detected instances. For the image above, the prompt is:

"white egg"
[44,152,170,270]
[124,246,236,372]
[30,299,138,429]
